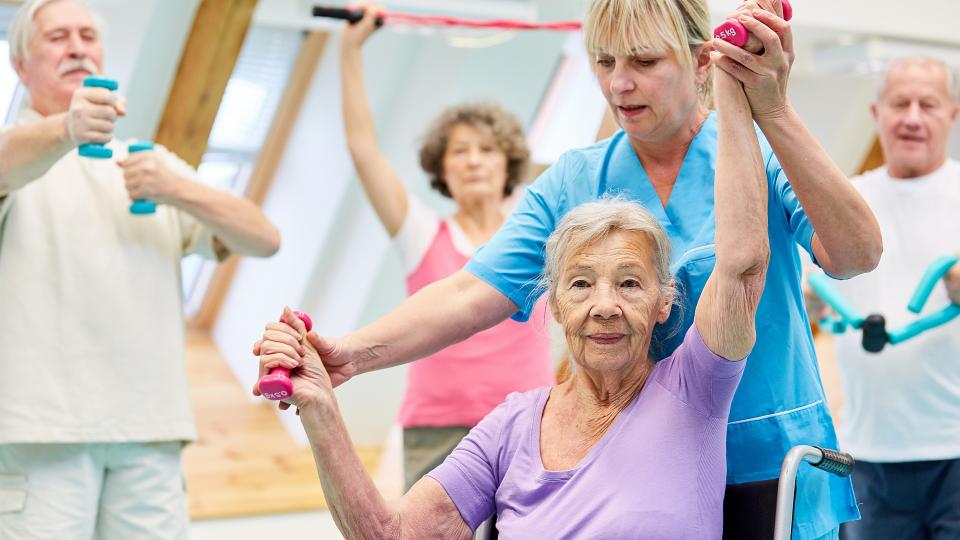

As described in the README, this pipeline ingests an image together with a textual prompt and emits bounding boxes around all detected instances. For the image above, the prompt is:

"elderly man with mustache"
[0,1,280,538]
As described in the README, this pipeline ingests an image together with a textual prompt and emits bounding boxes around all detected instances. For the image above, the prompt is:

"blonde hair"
[583,0,713,107]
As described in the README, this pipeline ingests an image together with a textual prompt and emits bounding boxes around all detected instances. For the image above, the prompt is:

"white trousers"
[0,442,187,540]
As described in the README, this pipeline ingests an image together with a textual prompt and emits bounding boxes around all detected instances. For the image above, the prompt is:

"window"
[181,26,303,316]
[527,32,607,166]
[0,5,26,121]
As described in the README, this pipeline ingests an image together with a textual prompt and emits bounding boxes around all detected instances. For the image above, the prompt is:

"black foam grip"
[861,314,888,353]
[312,5,383,26]
[812,447,855,477]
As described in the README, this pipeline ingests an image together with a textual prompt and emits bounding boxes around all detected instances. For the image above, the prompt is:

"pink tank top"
[398,221,555,428]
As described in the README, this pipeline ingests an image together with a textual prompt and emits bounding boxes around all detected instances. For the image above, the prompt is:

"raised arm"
[695,64,770,361]
[340,4,409,235]
[259,309,473,539]
[713,4,881,278]
[0,86,123,197]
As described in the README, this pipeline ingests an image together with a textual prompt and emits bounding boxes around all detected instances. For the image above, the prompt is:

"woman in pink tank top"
[340,6,554,490]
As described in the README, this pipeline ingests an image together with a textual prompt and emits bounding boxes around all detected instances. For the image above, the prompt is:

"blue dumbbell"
[128,141,156,215]
[77,76,119,159]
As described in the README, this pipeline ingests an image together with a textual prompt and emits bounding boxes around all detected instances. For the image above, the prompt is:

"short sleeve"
[392,194,440,274]
[148,144,230,261]
[465,155,569,322]
[426,394,520,530]
[768,153,817,264]
[653,324,746,418]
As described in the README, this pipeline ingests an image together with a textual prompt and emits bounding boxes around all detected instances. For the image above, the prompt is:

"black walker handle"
[312,5,383,26]
[810,446,855,477]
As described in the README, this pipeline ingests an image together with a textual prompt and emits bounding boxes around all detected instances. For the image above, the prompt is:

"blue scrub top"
[466,113,859,539]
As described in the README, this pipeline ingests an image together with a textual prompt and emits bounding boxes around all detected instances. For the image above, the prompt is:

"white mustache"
[58,58,98,77]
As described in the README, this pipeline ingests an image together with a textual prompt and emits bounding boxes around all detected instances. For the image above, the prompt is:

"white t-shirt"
[392,194,479,273]
[0,109,225,444]
[831,160,960,462]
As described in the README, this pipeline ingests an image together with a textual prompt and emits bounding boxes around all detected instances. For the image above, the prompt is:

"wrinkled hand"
[713,2,794,121]
[117,150,184,205]
[65,86,127,146]
[944,262,960,305]
[252,307,359,411]
[339,2,382,50]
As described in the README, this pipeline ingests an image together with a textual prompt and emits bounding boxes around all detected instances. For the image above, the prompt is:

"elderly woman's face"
[594,47,703,142]
[442,123,509,203]
[553,230,672,374]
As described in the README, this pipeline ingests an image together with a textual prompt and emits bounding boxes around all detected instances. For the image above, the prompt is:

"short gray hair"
[877,56,959,101]
[8,0,104,66]
[541,197,676,307]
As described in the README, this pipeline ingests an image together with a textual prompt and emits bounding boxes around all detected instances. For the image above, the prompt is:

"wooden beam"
[154,0,259,167]
[191,31,329,330]
[858,136,885,175]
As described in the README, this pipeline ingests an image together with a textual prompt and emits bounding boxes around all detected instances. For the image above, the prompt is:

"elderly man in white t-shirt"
[806,56,960,540]
[0,1,280,538]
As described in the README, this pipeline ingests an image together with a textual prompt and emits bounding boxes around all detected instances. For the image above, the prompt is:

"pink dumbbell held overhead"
[259,311,313,401]
[714,0,792,51]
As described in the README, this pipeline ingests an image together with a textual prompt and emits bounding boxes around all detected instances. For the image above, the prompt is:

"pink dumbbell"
[258,311,313,401]
[714,0,792,53]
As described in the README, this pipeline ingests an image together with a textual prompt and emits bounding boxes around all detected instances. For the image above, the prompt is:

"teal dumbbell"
[77,76,119,159]
[128,141,156,215]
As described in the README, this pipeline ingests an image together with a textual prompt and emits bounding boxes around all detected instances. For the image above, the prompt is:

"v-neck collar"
[605,113,717,249]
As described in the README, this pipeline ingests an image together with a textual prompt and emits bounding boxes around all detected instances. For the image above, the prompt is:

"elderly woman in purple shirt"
[256,58,769,538]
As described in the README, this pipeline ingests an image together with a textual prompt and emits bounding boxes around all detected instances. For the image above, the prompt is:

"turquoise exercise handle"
[127,141,156,215]
[907,255,959,313]
[807,272,865,331]
[77,76,119,159]
[810,256,960,347]
[888,255,960,343]
[888,305,960,344]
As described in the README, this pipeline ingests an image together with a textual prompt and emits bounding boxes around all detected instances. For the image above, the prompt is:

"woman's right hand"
[339,3,382,51]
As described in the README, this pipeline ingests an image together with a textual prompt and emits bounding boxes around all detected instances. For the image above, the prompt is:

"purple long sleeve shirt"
[427,325,745,539]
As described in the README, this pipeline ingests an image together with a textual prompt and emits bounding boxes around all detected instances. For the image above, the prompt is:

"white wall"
[88,0,199,141]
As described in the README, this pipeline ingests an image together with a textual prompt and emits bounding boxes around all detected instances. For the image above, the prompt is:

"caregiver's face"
[594,45,703,143]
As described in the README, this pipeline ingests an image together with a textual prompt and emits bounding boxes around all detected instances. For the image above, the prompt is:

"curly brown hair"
[418,102,530,199]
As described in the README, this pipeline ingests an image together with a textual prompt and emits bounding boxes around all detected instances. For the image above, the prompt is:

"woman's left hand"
[712,7,794,122]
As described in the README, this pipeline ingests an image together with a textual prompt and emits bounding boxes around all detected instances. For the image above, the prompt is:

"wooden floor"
[182,331,381,519]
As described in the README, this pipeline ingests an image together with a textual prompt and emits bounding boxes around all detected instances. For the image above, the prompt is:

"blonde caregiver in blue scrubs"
[255,0,882,537]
